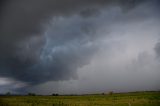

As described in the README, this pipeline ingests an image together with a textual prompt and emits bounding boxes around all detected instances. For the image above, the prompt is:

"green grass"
[0,91,159,106]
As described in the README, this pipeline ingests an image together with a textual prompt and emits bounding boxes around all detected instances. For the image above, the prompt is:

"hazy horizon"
[0,0,160,95]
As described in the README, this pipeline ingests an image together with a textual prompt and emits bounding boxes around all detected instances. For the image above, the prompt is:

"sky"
[0,0,160,94]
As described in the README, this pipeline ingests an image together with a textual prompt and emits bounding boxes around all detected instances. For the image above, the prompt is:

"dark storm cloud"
[0,0,150,86]
[155,42,160,58]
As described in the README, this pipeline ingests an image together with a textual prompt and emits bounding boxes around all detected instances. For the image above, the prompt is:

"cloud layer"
[0,0,160,93]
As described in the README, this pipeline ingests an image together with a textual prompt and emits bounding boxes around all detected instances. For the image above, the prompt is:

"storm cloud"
[0,0,160,93]
[155,42,160,58]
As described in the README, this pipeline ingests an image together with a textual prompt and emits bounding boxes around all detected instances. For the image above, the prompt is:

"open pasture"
[0,91,160,106]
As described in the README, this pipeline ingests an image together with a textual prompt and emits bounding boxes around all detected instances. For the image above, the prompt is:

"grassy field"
[0,91,160,106]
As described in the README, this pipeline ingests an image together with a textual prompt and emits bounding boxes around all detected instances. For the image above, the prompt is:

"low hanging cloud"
[0,0,160,93]
[0,0,145,84]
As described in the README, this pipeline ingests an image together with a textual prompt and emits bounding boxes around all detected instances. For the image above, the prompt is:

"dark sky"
[0,0,160,94]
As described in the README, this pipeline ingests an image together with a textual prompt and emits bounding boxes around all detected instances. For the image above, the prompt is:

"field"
[0,91,160,106]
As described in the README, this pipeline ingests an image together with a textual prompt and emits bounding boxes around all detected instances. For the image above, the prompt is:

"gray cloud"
[155,42,160,58]
[0,0,160,93]
[0,0,145,84]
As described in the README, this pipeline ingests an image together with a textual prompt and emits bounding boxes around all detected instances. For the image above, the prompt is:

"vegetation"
[0,91,159,106]
[5,92,11,96]
[52,93,59,96]
[108,91,114,96]
[28,93,36,96]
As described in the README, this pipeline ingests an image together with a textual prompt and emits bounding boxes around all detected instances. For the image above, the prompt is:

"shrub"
[108,91,113,95]
[28,93,36,96]
[52,93,59,96]
[5,92,11,96]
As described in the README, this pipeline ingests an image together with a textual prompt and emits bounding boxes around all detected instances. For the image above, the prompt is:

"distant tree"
[52,93,59,96]
[108,91,113,95]
[28,93,36,96]
[5,92,11,96]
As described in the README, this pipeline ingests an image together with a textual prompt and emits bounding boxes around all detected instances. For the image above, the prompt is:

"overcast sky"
[0,0,160,94]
